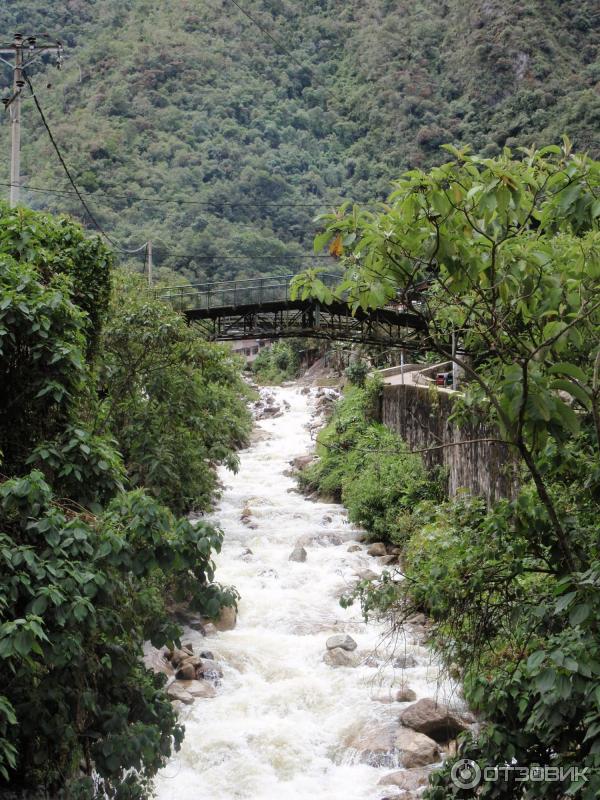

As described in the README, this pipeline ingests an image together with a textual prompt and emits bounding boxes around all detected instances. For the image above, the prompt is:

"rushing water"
[156,386,455,800]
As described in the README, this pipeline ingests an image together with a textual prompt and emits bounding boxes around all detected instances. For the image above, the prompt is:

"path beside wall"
[379,382,516,504]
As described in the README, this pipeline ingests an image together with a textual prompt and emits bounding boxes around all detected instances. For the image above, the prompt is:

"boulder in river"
[212,605,237,631]
[400,698,469,742]
[344,722,439,768]
[289,544,307,562]
[395,727,441,768]
[347,544,361,552]
[396,686,418,702]
[176,679,216,699]
[175,662,196,681]
[323,647,359,668]
[355,569,378,582]
[367,542,387,557]
[393,653,418,669]
[378,767,431,791]
[166,682,194,705]
[326,634,357,652]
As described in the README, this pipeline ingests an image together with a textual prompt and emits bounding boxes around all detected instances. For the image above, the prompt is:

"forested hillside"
[0,0,598,282]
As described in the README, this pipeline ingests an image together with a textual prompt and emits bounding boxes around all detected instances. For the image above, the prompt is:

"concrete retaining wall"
[379,382,516,504]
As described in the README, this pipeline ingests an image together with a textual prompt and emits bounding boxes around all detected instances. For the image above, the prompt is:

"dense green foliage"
[251,340,301,384]
[0,206,248,797]
[99,274,251,514]
[300,379,442,541]
[300,146,600,798]
[0,1,598,281]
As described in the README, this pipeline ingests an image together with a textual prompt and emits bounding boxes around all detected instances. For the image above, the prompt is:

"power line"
[22,71,148,255]
[0,179,363,209]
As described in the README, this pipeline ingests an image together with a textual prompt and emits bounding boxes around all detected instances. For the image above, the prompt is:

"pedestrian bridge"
[159,273,426,347]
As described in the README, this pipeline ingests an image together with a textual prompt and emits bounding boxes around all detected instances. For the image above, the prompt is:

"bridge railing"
[158,273,342,312]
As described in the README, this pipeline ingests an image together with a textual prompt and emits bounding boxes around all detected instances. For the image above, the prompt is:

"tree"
[295,140,600,573]
[0,207,243,797]
[98,272,252,515]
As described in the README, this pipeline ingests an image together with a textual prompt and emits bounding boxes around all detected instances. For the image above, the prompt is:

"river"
[155,385,453,800]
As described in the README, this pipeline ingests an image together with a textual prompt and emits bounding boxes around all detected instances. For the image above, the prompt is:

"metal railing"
[158,273,342,313]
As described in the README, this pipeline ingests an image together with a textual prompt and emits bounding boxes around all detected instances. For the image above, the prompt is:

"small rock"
[379,555,398,566]
[393,654,418,669]
[322,514,333,524]
[240,547,254,560]
[323,647,359,667]
[166,683,194,704]
[367,542,387,557]
[199,650,215,661]
[177,679,216,698]
[347,544,361,552]
[289,544,307,562]
[326,634,357,652]
[182,642,194,653]
[400,698,469,742]
[291,454,315,471]
[213,605,237,631]
[396,686,418,702]
[203,623,217,636]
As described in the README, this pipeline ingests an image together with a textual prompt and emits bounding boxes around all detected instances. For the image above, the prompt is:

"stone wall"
[379,383,516,504]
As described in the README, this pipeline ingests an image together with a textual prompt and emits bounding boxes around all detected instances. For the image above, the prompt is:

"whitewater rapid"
[156,386,452,800]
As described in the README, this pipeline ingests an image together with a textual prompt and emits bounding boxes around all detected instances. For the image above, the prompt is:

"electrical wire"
[0,179,363,209]
[22,71,148,255]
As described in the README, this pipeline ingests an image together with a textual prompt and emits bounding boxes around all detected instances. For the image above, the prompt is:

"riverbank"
[153,385,472,800]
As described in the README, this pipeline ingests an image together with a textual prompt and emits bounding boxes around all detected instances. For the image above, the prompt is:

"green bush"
[252,340,301,384]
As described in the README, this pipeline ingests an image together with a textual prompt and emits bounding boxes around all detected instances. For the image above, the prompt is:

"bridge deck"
[159,274,426,346]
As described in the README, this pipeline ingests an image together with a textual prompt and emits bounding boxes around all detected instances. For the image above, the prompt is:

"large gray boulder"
[367,542,387,557]
[326,634,357,652]
[344,722,440,768]
[400,698,469,742]
[378,767,431,791]
[166,682,194,705]
[395,727,441,768]
[323,647,359,668]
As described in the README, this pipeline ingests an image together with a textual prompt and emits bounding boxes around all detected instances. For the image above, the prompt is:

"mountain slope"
[0,0,598,281]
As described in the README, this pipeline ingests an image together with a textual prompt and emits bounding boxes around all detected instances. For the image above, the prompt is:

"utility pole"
[146,241,153,287]
[0,33,63,207]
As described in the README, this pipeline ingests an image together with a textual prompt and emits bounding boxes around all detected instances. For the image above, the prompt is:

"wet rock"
[175,662,197,681]
[168,647,193,667]
[347,544,361,553]
[407,613,427,625]
[203,622,218,636]
[379,555,398,566]
[355,569,378,582]
[213,605,237,631]
[201,658,223,683]
[199,650,215,661]
[290,454,315,471]
[396,686,418,702]
[326,634,357,652]
[378,767,430,791]
[289,544,307,562]
[240,547,254,560]
[367,542,387,557]
[322,514,333,524]
[395,727,441,768]
[166,682,194,705]
[323,647,359,667]
[177,679,216,699]
[400,698,469,742]
[393,654,418,669]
